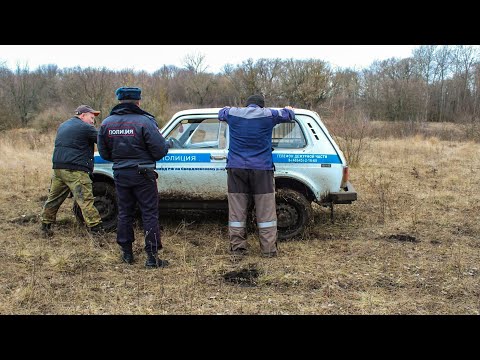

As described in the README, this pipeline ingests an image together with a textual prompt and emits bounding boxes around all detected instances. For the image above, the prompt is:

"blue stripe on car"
[272,154,341,163]
[94,153,213,163]
[94,153,340,164]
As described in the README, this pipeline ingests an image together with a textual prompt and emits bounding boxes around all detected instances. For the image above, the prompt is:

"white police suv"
[79,108,357,240]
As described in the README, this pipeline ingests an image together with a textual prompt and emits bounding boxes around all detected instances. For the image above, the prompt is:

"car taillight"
[341,166,349,188]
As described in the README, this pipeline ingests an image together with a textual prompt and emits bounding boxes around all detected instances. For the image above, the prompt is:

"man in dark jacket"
[218,94,295,258]
[97,87,169,268]
[40,105,103,237]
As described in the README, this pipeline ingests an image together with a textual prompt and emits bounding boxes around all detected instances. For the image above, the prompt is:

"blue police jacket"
[218,104,295,170]
[97,103,169,170]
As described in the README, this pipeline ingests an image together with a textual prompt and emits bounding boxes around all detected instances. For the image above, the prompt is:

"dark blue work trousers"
[113,168,161,254]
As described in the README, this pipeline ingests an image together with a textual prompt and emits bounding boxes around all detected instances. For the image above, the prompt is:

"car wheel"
[73,181,118,231]
[275,188,312,240]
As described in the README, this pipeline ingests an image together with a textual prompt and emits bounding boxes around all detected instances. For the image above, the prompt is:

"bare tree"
[253,58,283,101]
[450,45,478,119]
[473,62,480,118]
[0,63,14,129]
[181,53,216,106]
[0,63,46,127]
[281,59,333,109]
[182,52,209,74]
[331,68,361,118]
[432,46,453,122]
[360,57,423,122]
[60,67,116,116]
[413,45,436,121]
[227,58,262,99]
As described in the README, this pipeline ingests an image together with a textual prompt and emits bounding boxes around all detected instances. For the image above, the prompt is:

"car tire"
[275,188,312,240]
[73,181,118,231]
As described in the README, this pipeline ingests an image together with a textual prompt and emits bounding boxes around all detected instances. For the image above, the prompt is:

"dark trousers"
[113,168,161,254]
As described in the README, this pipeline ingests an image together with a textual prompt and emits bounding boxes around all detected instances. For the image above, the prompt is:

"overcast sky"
[0,45,418,74]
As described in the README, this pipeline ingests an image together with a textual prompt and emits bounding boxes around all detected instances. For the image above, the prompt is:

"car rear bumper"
[321,181,357,204]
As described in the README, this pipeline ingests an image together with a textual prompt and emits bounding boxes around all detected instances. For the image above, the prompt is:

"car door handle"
[210,155,226,160]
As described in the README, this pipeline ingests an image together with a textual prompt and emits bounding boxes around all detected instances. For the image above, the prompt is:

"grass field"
[1,127,479,314]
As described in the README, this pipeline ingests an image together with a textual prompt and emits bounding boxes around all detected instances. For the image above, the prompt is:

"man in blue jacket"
[41,105,103,237]
[218,94,295,258]
[97,87,169,268]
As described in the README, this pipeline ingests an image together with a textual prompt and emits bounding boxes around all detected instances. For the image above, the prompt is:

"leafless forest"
[1,45,480,142]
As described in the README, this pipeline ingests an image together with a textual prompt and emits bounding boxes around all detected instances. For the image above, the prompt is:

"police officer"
[97,87,169,268]
[218,94,295,258]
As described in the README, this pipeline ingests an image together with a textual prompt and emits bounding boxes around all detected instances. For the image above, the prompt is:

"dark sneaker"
[88,224,105,235]
[41,223,53,237]
[261,252,278,258]
[145,253,169,268]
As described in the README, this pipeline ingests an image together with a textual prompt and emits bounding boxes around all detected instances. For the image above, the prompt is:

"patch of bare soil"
[223,266,259,287]
[387,234,418,242]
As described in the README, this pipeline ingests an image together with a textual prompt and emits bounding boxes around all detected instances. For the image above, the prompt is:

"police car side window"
[181,118,224,149]
[218,122,227,149]
[272,121,306,149]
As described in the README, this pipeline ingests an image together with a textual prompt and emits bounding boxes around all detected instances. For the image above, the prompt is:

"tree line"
[1,45,479,131]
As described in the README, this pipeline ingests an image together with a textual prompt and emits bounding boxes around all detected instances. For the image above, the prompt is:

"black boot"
[145,253,169,268]
[41,223,53,237]
[121,246,134,264]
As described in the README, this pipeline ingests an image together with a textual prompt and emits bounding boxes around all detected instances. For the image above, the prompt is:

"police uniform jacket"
[97,103,168,170]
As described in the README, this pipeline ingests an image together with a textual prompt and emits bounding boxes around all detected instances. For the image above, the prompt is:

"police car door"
[157,116,228,202]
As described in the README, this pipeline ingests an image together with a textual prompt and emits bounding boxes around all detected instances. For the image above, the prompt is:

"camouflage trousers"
[41,169,102,228]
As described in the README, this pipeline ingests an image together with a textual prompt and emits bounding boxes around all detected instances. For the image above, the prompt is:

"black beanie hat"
[245,94,265,108]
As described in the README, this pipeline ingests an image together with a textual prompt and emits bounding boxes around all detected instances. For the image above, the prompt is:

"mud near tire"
[275,188,313,240]
[247,189,313,241]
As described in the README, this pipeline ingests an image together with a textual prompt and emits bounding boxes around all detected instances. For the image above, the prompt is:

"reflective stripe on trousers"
[229,221,246,227]
[257,220,277,228]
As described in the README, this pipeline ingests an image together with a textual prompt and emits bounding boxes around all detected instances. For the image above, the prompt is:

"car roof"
[171,107,317,119]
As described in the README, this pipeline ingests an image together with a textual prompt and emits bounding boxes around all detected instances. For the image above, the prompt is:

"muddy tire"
[73,181,117,231]
[275,188,312,240]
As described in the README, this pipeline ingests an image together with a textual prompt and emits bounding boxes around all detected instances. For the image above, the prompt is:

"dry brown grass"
[1,126,479,315]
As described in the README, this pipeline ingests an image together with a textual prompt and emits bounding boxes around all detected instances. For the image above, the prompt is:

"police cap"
[115,87,142,100]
